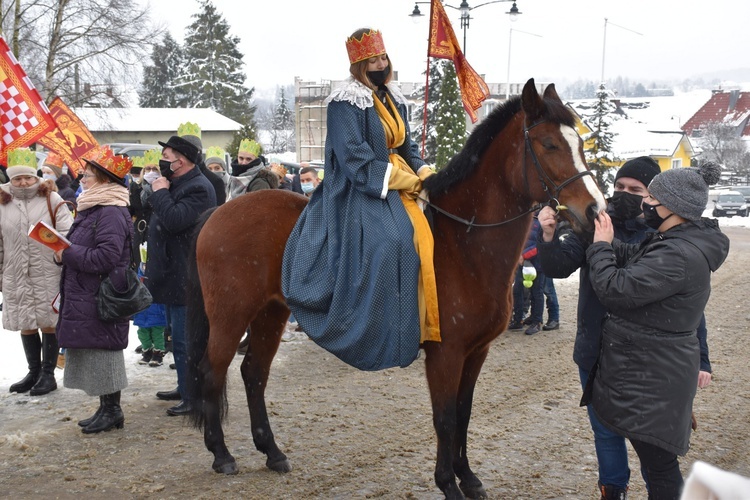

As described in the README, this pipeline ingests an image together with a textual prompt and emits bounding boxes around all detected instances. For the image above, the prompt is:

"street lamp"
[409,0,521,56]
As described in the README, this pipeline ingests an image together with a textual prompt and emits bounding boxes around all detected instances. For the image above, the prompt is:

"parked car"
[105,143,160,158]
[731,185,750,205]
[712,191,748,217]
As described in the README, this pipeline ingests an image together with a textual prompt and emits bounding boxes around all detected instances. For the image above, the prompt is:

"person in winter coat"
[585,161,729,499]
[54,146,134,434]
[281,28,437,371]
[146,131,216,416]
[41,152,77,209]
[227,139,279,199]
[2,148,74,396]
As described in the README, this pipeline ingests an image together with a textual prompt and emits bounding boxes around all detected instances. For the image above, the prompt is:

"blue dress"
[282,79,426,371]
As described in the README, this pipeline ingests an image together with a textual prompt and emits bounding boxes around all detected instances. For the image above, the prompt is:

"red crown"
[346,29,386,64]
[44,151,63,169]
[83,145,133,180]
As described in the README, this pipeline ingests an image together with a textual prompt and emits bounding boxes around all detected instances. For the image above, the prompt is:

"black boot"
[82,392,124,434]
[9,333,42,393]
[599,482,628,500]
[30,333,58,396]
[77,396,104,427]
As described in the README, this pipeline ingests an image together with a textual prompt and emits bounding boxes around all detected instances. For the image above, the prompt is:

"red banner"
[37,97,98,175]
[0,36,56,165]
[427,0,490,123]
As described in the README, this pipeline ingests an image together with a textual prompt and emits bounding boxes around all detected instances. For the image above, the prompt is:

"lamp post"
[410,0,521,56]
[506,27,541,99]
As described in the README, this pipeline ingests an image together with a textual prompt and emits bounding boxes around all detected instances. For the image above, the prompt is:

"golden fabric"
[373,93,441,343]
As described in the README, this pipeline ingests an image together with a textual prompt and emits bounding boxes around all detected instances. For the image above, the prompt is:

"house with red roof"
[682,89,750,141]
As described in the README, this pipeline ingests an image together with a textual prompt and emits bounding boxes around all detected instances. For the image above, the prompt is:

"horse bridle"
[421,119,595,233]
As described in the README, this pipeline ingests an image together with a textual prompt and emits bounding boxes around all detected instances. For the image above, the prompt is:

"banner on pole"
[427,0,490,123]
[0,36,56,165]
[37,97,99,175]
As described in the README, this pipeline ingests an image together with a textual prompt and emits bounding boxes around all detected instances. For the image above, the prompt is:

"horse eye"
[541,139,558,151]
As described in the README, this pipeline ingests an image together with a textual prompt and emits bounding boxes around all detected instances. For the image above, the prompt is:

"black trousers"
[630,439,683,500]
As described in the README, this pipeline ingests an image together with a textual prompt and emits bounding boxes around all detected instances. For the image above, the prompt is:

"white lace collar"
[325,78,409,110]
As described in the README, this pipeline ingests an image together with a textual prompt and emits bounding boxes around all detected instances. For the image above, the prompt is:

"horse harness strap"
[420,199,544,234]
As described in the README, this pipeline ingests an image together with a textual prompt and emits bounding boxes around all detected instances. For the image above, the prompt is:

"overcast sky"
[145,0,748,92]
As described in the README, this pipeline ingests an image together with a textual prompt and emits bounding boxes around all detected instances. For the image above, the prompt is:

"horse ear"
[521,78,544,121]
[542,83,562,104]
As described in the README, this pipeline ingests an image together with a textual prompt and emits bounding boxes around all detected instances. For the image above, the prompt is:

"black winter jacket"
[145,167,216,304]
[586,219,729,456]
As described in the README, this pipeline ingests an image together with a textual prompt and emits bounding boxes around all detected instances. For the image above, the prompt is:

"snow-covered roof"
[71,107,243,133]
[682,90,750,137]
[610,120,694,159]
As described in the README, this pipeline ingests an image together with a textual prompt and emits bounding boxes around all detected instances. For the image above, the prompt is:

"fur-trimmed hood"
[0,179,55,205]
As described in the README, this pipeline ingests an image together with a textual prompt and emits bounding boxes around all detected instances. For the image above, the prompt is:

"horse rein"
[418,120,594,233]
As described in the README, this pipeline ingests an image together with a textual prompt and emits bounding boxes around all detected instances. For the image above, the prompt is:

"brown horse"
[185,79,606,499]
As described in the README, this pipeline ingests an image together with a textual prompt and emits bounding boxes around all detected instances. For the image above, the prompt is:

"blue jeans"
[579,366,630,489]
[165,305,188,401]
[543,278,559,322]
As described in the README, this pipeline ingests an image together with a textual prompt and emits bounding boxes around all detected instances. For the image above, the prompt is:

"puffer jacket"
[56,205,132,350]
[586,219,729,455]
[0,181,74,330]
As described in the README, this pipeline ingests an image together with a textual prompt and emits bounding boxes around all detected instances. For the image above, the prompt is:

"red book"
[28,220,71,252]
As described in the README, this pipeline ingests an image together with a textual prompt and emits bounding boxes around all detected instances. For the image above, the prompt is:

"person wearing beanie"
[204,146,230,199]
[1,148,74,397]
[536,155,713,499]
[150,124,217,416]
[584,161,729,498]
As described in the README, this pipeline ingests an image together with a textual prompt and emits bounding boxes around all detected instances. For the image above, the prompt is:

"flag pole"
[420,0,436,158]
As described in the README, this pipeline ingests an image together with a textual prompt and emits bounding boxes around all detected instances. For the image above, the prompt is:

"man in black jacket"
[147,133,217,416]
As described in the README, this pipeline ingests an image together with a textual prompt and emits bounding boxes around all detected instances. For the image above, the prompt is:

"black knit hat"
[158,135,201,164]
[615,156,661,188]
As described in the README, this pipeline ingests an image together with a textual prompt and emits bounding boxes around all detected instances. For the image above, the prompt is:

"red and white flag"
[0,35,55,165]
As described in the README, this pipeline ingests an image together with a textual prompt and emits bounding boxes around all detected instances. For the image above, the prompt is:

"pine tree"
[139,33,187,108]
[268,86,295,153]
[584,83,619,193]
[175,0,255,126]
[411,59,443,164]
[434,62,467,170]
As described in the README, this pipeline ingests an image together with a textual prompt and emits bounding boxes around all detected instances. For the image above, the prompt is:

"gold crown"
[346,29,386,64]
[206,146,225,159]
[239,138,261,156]
[131,156,145,168]
[84,145,133,180]
[143,148,161,167]
[44,151,63,169]
[7,148,37,169]
[178,122,201,138]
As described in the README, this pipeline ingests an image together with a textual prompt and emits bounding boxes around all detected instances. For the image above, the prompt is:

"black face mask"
[609,191,644,220]
[159,159,176,180]
[642,202,672,230]
[367,65,390,87]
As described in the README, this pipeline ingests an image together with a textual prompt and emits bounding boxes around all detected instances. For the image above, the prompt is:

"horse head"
[520,78,606,233]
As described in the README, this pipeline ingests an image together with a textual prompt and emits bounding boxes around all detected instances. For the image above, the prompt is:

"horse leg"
[200,316,248,475]
[241,300,292,473]
[424,344,465,500]
[453,347,490,499]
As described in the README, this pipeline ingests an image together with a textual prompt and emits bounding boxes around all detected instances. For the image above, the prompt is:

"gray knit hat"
[204,156,226,171]
[647,162,722,221]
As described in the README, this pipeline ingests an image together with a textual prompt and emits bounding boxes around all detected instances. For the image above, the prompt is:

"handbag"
[95,214,153,321]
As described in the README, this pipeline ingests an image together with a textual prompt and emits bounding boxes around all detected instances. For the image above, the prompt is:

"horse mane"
[423,94,576,196]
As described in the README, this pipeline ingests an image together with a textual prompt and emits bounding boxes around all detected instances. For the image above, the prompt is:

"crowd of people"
[1,26,730,499]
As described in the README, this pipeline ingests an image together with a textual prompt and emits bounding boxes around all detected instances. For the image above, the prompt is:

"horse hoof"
[459,481,487,499]
[213,460,239,475]
[267,457,292,473]
[442,482,466,500]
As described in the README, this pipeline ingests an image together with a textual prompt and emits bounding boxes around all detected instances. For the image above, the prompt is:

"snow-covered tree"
[698,121,749,179]
[584,83,619,193]
[139,33,187,108]
[268,86,295,153]
[175,0,255,125]
[411,59,443,164]
[434,62,466,170]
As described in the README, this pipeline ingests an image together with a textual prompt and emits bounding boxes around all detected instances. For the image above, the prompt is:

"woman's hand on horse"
[417,165,436,182]
[538,206,558,242]
[593,210,614,244]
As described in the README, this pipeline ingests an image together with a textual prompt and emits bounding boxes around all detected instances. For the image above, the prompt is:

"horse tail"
[185,206,227,430]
